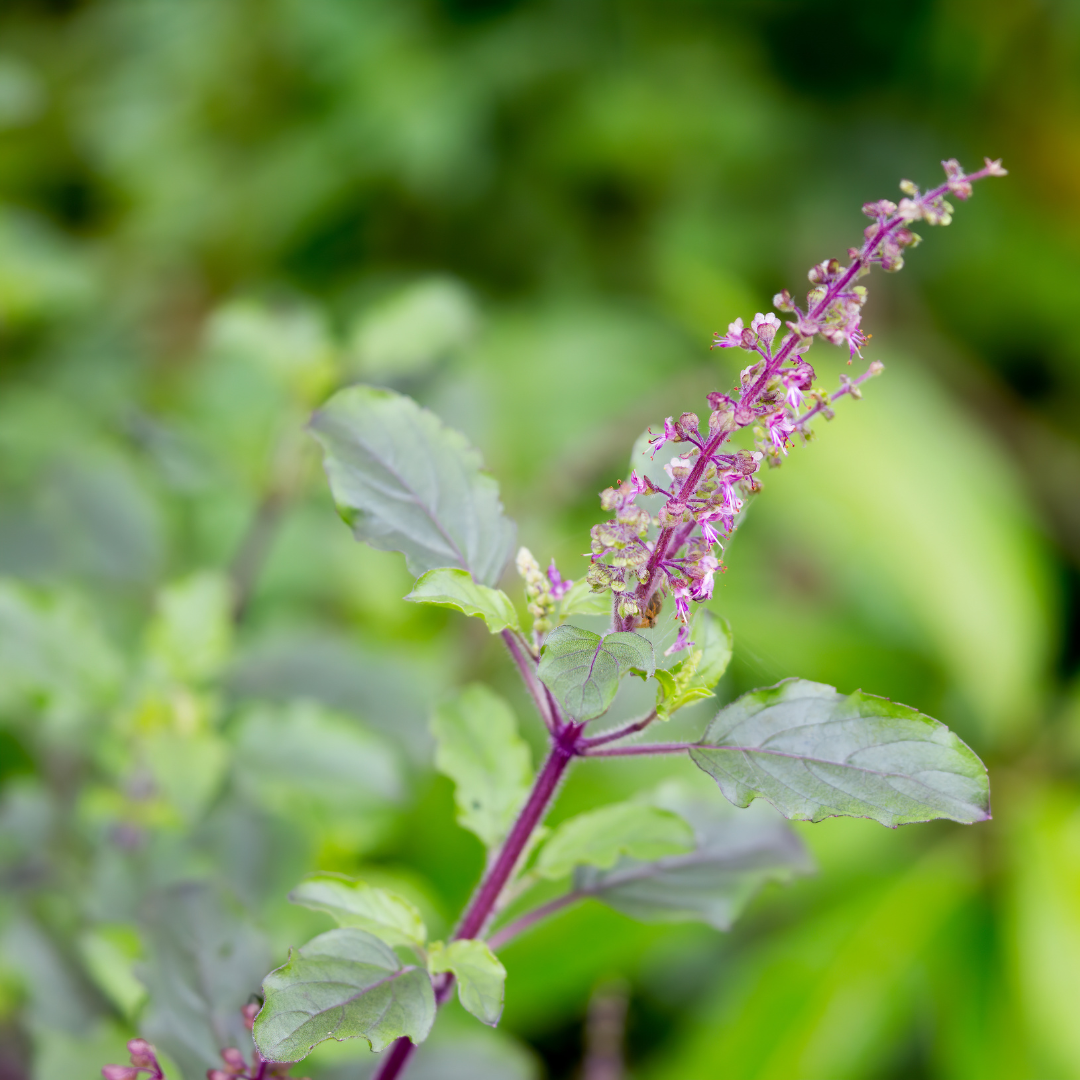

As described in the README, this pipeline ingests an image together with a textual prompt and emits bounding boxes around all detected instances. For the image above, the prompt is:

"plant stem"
[501,629,559,733]
[372,724,581,1080]
[486,891,582,950]
[577,711,658,749]
[580,741,695,757]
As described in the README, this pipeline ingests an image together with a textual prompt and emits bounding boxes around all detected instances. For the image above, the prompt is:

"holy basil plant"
[246,160,1000,1080]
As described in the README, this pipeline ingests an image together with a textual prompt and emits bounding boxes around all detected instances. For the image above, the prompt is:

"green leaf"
[78,926,147,1020]
[405,568,520,633]
[690,679,991,826]
[253,928,435,1062]
[654,611,733,720]
[0,580,122,738]
[309,385,516,585]
[143,729,230,825]
[428,939,506,1027]
[289,874,427,948]
[139,884,271,1080]
[145,571,234,684]
[573,780,811,929]
[692,610,734,689]
[232,700,403,817]
[537,625,655,721]
[536,802,694,880]
[432,684,532,849]
[556,577,611,617]
[348,277,477,379]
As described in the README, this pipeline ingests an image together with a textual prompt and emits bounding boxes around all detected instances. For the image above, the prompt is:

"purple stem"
[486,891,582,950]
[373,724,582,1080]
[577,710,658,749]
[501,628,559,733]
[581,741,696,757]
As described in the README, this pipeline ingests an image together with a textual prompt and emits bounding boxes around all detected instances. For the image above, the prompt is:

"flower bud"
[899,179,918,195]
[102,1068,140,1080]
[708,408,736,437]
[221,1049,247,1071]
[773,289,796,312]
[617,597,640,619]
[242,1004,260,1030]
[587,562,614,591]
[127,1042,157,1069]
[862,199,897,218]
[867,360,885,376]
[675,412,699,440]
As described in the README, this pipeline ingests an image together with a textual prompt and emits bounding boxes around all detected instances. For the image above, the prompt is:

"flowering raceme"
[584,157,1007,639]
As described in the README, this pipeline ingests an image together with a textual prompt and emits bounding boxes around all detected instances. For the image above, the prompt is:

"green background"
[0,0,1078,1077]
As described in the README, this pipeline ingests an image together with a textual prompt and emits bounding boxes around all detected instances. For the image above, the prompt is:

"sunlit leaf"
[310,385,516,585]
[536,802,694,880]
[428,939,506,1026]
[253,929,435,1062]
[348,277,478,379]
[145,571,234,684]
[691,679,991,826]
[432,684,532,849]
[0,580,122,738]
[573,780,810,928]
[289,874,427,948]
[537,625,654,721]
[405,568,520,633]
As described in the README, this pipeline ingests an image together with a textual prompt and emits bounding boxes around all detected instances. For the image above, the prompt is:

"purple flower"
[698,513,721,546]
[751,312,781,346]
[649,417,679,457]
[690,555,720,601]
[665,624,695,656]
[547,560,572,600]
[767,412,795,455]
[673,585,691,621]
[712,317,745,349]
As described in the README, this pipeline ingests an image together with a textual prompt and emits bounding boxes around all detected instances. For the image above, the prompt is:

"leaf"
[692,610,734,689]
[0,579,123,739]
[536,802,694,880]
[428,939,506,1027]
[138,883,271,1080]
[431,685,532,849]
[289,874,427,948]
[690,679,991,827]
[232,700,403,818]
[405,568,520,633]
[537,625,655,721]
[654,612,733,720]
[145,571,234,684]
[78,925,147,1019]
[309,385,516,585]
[573,780,811,929]
[556,578,611,617]
[253,928,435,1062]
[348,277,478,379]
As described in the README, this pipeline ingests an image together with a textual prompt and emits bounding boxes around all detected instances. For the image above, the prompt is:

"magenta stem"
[581,741,695,757]
[501,628,560,733]
[486,891,582,950]
[372,725,581,1080]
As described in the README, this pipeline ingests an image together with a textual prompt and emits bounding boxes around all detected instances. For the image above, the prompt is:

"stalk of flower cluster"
[601,158,1006,636]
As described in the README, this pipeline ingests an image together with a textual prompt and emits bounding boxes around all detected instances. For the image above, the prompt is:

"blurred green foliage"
[0,0,1078,1077]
